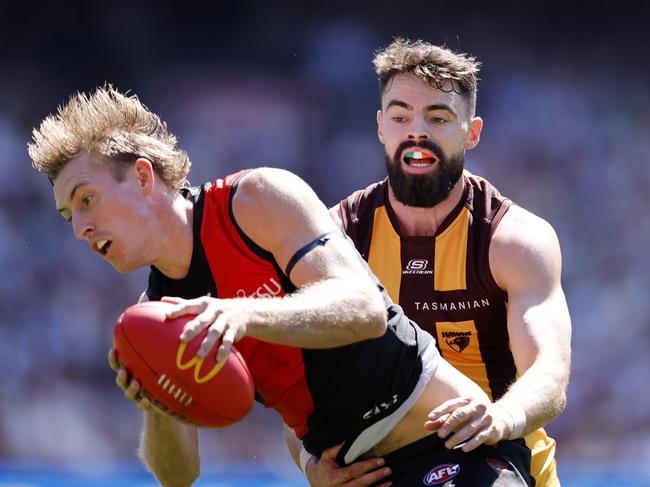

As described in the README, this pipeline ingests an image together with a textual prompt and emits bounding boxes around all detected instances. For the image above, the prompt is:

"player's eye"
[81,194,94,206]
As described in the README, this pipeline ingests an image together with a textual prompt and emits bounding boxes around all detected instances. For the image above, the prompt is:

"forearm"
[490,209,572,437]
[497,359,569,436]
[502,292,571,436]
[139,409,200,487]
[245,278,387,348]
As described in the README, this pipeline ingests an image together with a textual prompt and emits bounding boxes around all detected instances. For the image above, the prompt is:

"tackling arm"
[425,205,571,450]
[490,205,572,433]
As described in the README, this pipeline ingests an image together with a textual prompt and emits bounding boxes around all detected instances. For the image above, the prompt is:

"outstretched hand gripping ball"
[113,301,254,427]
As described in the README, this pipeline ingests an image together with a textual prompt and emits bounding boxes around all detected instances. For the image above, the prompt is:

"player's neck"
[151,194,195,279]
[387,178,464,237]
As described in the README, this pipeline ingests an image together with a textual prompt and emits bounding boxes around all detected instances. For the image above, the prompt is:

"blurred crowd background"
[1,0,649,480]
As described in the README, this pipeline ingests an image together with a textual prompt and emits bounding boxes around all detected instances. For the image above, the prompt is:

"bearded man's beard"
[385,140,464,208]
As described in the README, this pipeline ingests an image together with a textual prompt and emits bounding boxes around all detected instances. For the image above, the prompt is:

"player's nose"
[72,215,95,241]
[407,118,429,140]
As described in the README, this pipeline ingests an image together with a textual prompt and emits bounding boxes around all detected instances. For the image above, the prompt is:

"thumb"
[320,443,343,462]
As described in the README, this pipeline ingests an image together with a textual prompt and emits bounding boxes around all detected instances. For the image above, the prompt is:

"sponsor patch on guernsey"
[423,463,460,485]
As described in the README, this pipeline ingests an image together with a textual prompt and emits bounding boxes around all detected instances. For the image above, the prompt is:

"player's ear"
[464,117,483,150]
[377,110,385,144]
[133,158,156,195]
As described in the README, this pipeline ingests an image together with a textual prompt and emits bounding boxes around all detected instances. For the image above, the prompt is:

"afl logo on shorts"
[423,463,460,485]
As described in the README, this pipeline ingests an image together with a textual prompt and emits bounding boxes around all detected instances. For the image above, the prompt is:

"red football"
[113,301,254,428]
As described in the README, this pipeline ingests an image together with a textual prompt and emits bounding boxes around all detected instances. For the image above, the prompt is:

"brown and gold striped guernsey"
[338,171,559,486]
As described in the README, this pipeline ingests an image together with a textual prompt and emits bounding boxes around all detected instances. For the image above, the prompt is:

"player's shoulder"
[232,167,316,211]
[494,206,561,264]
[496,205,558,248]
[346,179,387,203]
[339,179,387,222]
[490,205,562,286]
[237,167,304,192]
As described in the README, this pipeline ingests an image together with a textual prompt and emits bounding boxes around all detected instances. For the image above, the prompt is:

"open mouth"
[96,239,113,256]
[402,150,438,168]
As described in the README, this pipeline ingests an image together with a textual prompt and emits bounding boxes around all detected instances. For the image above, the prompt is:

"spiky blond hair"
[28,85,191,190]
[373,38,481,116]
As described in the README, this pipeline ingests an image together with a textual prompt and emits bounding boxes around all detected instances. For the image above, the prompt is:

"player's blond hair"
[28,85,191,190]
[373,38,481,116]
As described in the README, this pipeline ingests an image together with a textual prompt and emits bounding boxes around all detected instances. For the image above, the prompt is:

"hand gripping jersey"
[146,171,436,463]
[337,171,559,486]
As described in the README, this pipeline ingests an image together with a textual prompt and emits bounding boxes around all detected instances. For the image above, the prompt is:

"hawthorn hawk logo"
[441,331,472,353]
[446,335,470,353]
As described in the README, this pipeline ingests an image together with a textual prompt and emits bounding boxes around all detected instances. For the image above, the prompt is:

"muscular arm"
[167,168,387,358]
[490,205,572,433]
[426,206,571,450]
[276,202,391,487]
[232,168,386,346]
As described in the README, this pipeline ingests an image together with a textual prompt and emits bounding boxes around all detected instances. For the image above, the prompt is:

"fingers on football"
[198,320,226,358]
[124,376,141,401]
[115,368,129,391]
[166,296,208,320]
[107,349,119,372]
[136,395,151,411]
[216,326,237,362]
[181,310,218,342]
[114,368,151,411]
